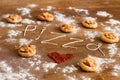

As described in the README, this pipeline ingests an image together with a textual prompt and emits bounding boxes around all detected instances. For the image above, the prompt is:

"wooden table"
[0,0,120,80]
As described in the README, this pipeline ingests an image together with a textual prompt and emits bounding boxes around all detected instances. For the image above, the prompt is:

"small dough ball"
[82,20,98,29]
[79,57,99,71]
[38,12,54,22]
[18,44,36,57]
[60,24,75,33]
[100,32,119,43]
[7,14,22,23]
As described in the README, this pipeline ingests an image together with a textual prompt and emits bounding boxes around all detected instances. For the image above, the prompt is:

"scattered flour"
[111,64,120,76]
[80,76,92,80]
[42,62,57,72]
[0,61,38,80]
[106,19,120,26]
[62,65,77,73]
[5,38,17,43]
[17,7,31,16]
[68,7,89,15]
[54,11,76,24]
[22,18,36,24]
[27,4,38,8]
[22,54,41,71]
[107,44,118,57]
[0,21,22,28]
[88,55,116,73]
[66,75,77,80]
[96,11,112,17]
[84,31,101,42]
[41,6,55,11]
[8,30,22,37]
[19,38,33,46]
[83,16,97,21]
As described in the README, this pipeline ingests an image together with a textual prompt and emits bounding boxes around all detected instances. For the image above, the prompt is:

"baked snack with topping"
[18,44,36,57]
[82,20,98,29]
[79,57,99,71]
[7,14,22,23]
[38,12,54,21]
[100,32,119,43]
[60,24,75,33]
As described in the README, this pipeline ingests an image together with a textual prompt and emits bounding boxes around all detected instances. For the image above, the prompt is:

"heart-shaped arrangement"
[48,52,74,64]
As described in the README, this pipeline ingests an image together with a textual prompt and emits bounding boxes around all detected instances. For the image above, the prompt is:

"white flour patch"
[19,38,33,46]
[106,19,120,26]
[27,4,38,8]
[17,7,31,16]
[84,31,101,42]
[8,30,22,37]
[62,65,77,73]
[107,44,118,57]
[96,11,112,17]
[5,38,17,43]
[65,75,77,80]
[22,54,41,71]
[111,64,120,76]
[88,55,116,73]
[54,11,76,24]
[22,18,36,24]
[68,7,89,15]
[42,62,57,72]
[0,61,38,80]
[0,22,6,27]
[41,6,55,11]
[83,16,97,21]
[80,76,92,80]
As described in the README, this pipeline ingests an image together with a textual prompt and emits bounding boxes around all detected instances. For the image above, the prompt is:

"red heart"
[48,52,74,64]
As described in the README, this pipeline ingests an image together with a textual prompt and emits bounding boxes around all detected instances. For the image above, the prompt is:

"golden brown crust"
[38,12,54,22]
[60,24,75,33]
[82,20,98,29]
[79,57,99,71]
[100,32,119,43]
[7,14,22,23]
[18,44,36,57]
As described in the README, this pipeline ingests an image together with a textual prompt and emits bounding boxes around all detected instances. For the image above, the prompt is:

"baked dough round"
[100,32,119,43]
[60,24,75,33]
[18,44,36,57]
[7,14,22,23]
[82,20,98,29]
[79,57,99,71]
[38,12,54,22]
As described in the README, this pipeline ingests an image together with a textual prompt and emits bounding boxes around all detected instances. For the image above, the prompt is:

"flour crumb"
[1,14,10,19]
[96,11,112,17]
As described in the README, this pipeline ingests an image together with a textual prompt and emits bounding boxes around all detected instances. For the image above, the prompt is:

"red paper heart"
[48,52,74,64]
